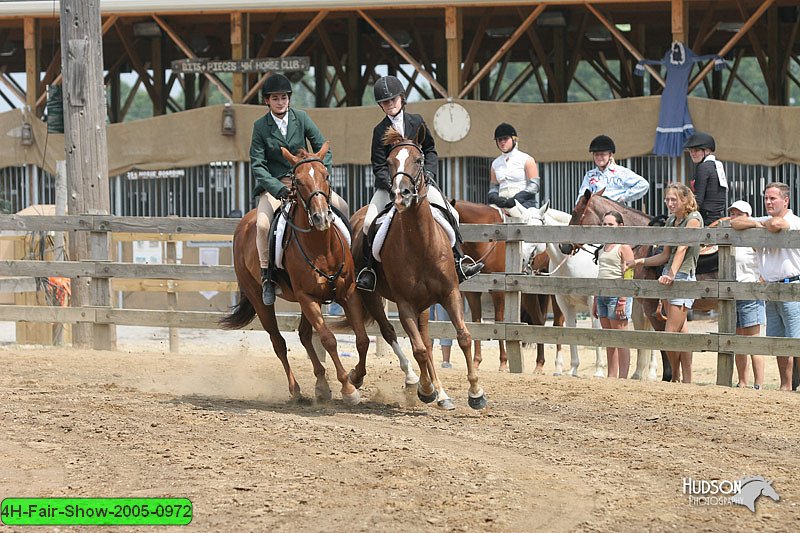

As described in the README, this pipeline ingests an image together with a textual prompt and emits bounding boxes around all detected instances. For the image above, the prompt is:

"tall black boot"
[453,244,484,283]
[261,267,276,306]
[355,235,377,291]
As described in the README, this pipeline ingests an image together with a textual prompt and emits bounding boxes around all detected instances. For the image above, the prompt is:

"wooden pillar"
[59,0,114,350]
[24,17,39,110]
[185,73,195,109]
[314,49,326,107]
[445,6,462,98]
[152,35,164,115]
[231,12,245,103]
[505,222,524,373]
[553,28,566,102]
[716,224,735,386]
[671,0,688,43]
[109,70,121,123]
[166,240,180,353]
[768,6,787,105]
[347,15,360,106]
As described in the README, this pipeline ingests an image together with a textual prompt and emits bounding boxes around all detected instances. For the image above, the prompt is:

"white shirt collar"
[389,110,404,136]
[271,112,288,136]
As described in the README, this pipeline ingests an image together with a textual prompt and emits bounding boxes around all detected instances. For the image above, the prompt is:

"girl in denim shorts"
[593,211,636,378]
[628,183,702,383]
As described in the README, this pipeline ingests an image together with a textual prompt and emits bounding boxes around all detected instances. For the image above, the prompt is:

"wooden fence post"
[166,239,180,353]
[716,223,736,386]
[505,222,524,373]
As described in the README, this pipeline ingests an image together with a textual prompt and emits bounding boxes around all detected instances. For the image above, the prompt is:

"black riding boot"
[453,244,484,283]
[261,267,276,306]
[355,236,377,291]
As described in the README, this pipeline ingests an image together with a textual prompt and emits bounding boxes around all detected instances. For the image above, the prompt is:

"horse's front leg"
[396,302,437,405]
[296,295,359,405]
[298,313,331,401]
[418,309,454,410]
[464,292,483,369]
[339,291,371,390]
[630,299,656,381]
[442,290,487,410]
[253,304,302,400]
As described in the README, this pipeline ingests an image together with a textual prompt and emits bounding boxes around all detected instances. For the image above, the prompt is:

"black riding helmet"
[261,73,293,97]
[589,135,615,153]
[373,75,405,103]
[684,131,715,152]
[494,123,517,139]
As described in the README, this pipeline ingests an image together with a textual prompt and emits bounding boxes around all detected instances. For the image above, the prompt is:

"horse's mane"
[382,126,407,146]
[546,208,571,225]
[294,148,313,158]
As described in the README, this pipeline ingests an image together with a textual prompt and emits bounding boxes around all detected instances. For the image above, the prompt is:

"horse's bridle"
[283,156,333,232]
[281,156,345,302]
[388,141,427,203]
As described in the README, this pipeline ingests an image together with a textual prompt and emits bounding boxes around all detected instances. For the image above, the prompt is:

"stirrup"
[458,255,484,281]
[355,266,377,292]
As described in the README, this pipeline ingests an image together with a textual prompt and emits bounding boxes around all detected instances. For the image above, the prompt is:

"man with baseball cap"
[727,200,765,390]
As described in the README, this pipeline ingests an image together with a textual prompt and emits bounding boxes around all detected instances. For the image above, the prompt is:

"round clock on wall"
[432,101,471,142]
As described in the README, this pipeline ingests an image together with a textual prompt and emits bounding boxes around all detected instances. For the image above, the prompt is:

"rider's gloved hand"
[503,198,517,208]
[275,187,290,200]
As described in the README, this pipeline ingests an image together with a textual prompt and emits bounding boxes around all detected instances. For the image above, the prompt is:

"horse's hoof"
[593,372,605,379]
[468,393,488,410]
[315,385,332,402]
[553,371,563,377]
[630,372,642,380]
[348,369,364,390]
[342,389,361,406]
[290,395,312,406]
[404,372,420,387]
[436,398,456,410]
[417,387,438,404]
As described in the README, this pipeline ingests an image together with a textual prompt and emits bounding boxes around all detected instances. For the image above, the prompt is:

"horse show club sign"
[170,56,310,73]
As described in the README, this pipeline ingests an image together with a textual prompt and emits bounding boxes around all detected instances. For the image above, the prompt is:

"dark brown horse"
[348,127,486,410]
[220,143,370,404]
[452,199,565,373]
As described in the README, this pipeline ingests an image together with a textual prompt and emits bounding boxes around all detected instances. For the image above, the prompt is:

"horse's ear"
[583,189,592,202]
[449,198,457,207]
[596,187,606,197]
[281,146,298,165]
[316,141,330,160]
[540,199,550,213]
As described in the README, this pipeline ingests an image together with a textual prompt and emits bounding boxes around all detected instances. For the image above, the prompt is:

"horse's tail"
[219,290,257,330]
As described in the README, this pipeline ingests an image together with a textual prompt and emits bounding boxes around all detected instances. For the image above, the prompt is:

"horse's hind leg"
[630,299,656,381]
[396,303,437,405]
[254,305,301,400]
[298,314,331,401]
[490,291,508,371]
[442,290,487,410]
[418,309,454,411]
[297,296,360,405]
[463,292,484,369]
[363,290,419,386]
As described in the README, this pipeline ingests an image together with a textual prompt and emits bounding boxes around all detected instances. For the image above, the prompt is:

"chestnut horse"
[348,127,486,410]
[220,143,369,404]
[452,199,565,373]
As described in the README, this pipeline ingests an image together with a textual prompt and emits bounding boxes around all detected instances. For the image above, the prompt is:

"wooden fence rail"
[2,215,799,387]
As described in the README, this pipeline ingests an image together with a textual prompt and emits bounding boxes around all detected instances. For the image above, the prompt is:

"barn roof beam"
[584,2,666,87]
[151,14,232,101]
[498,62,535,102]
[114,22,161,106]
[242,10,328,103]
[460,7,492,91]
[688,0,775,92]
[357,9,448,98]
[316,23,354,98]
[519,7,563,101]
[458,3,546,99]
[0,64,25,104]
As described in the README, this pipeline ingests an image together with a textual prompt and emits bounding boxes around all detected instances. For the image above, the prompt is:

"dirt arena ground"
[1,319,799,532]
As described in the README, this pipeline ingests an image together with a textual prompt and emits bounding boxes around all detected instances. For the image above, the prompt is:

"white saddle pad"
[274,205,352,269]
[372,205,456,262]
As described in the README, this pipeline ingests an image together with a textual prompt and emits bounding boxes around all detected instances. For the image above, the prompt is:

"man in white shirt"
[732,182,800,390]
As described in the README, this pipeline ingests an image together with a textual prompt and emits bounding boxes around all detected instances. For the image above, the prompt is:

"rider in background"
[684,131,728,226]
[487,122,540,209]
[355,75,484,291]
[577,135,649,205]
[250,73,348,306]
[627,183,702,383]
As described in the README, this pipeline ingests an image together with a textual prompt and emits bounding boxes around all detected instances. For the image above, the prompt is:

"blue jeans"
[595,295,633,320]
[429,304,453,347]
[765,300,800,338]
[736,300,765,329]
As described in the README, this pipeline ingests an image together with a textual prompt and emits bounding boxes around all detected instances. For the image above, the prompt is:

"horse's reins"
[281,156,346,302]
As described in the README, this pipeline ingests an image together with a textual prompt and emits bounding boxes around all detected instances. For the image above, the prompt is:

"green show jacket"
[249,108,333,198]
